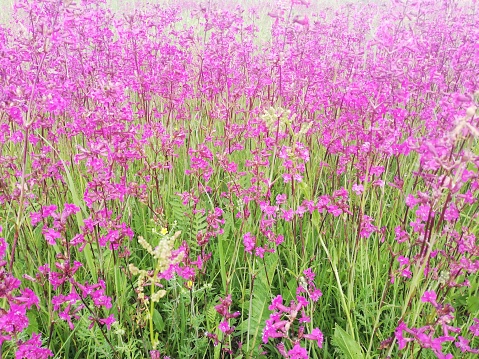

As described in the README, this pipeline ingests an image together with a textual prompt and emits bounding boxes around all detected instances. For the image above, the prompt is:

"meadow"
[0,0,478,358]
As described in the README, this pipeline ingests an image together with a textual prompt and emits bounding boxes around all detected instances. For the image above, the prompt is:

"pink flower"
[299,313,310,323]
[262,314,284,343]
[42,227,61,245]
[293,15,309,27]
[359,215,377,238]
[395,322,412,350]
[469,318,479,336]
[214,295,240,321]
[277,342,287,356]
[455,336,471,353]
[15,289,39,309]
[296,295,308,308]
[444,203,459,222]
[41,205,58,218]
[255,246,266,258]
[260,202,278,216]
[276,194,287,205]
[287,343,308,359]
[416,204,432,222]
[310,289,322,302]
[225,161,237,173]
[370,166,385,176]
[304,328,323,348]
[98,314,116,330]
[327,204,342,217]
[0,236,6,258]
[352,184,364,195]
[218,320,232,333]
[2,304,29,333]
[394,226,409,243]
[62,203,80,218]
[281,209,295,221]
[333,188,348,199]
[30,212,43,226]
[295,206,306,217]
[243,232,256,254]
[400,267,412,278]
[397,256,409,266]
[421,291,438,307]
[405,195,419,207]
[268,295,289,312]
[303,268,315,282]
[274,234,284,246]
[15,334,53,359]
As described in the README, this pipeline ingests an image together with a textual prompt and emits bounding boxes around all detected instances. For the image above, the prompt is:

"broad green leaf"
[153,309,165,332]
[467,296,479,313]
[332,325,364,359]
[26,311,38,336]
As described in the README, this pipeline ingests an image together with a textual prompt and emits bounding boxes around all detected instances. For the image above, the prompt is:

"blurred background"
[0,0,383,25]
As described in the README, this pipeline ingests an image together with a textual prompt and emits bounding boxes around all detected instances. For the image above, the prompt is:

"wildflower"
[359,215,377,238]
[352,184,364,195]
[42,227,61,245]
[268,295,288,312]
[218,320,233,334]
[14,289,39,309]
[98,315,116,330]
[444,203,459,222]
[395,322,413,350]
[287,343,308,359]
[15,334,53,359]
[0,236,6,258]
[255,246,266,258]
[281,209,295,221]
[303,328,323,348]
[421,291,439,308]
[243,232,256,254]
[310,289,322,302]
[469,318,479,336]
[276,194,287,205]
[455,336,472,353]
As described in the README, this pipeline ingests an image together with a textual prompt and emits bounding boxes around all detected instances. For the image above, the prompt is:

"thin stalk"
[316,230,355,339]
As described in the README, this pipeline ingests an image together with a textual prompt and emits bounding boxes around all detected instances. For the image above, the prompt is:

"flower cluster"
[394,290,479,358]
[0,230,52,359]
[262,291,323,358]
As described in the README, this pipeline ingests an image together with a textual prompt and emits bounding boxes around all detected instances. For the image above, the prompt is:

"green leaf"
[332,325,364,359]
[237,274,270,356]
[285,277,297,303]
[467,296,479,313]
[206,305,218,333]
[153,309,165,333]
[264,253,278,286]
[26,311,38,336]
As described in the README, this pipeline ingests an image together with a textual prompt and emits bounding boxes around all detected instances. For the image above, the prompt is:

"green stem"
[149,267,160,347]
[386,234,438,357]
[317,232,356,339]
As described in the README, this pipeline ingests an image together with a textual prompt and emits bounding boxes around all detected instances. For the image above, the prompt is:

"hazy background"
[0,0,379,25]
[0,0,474,25]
